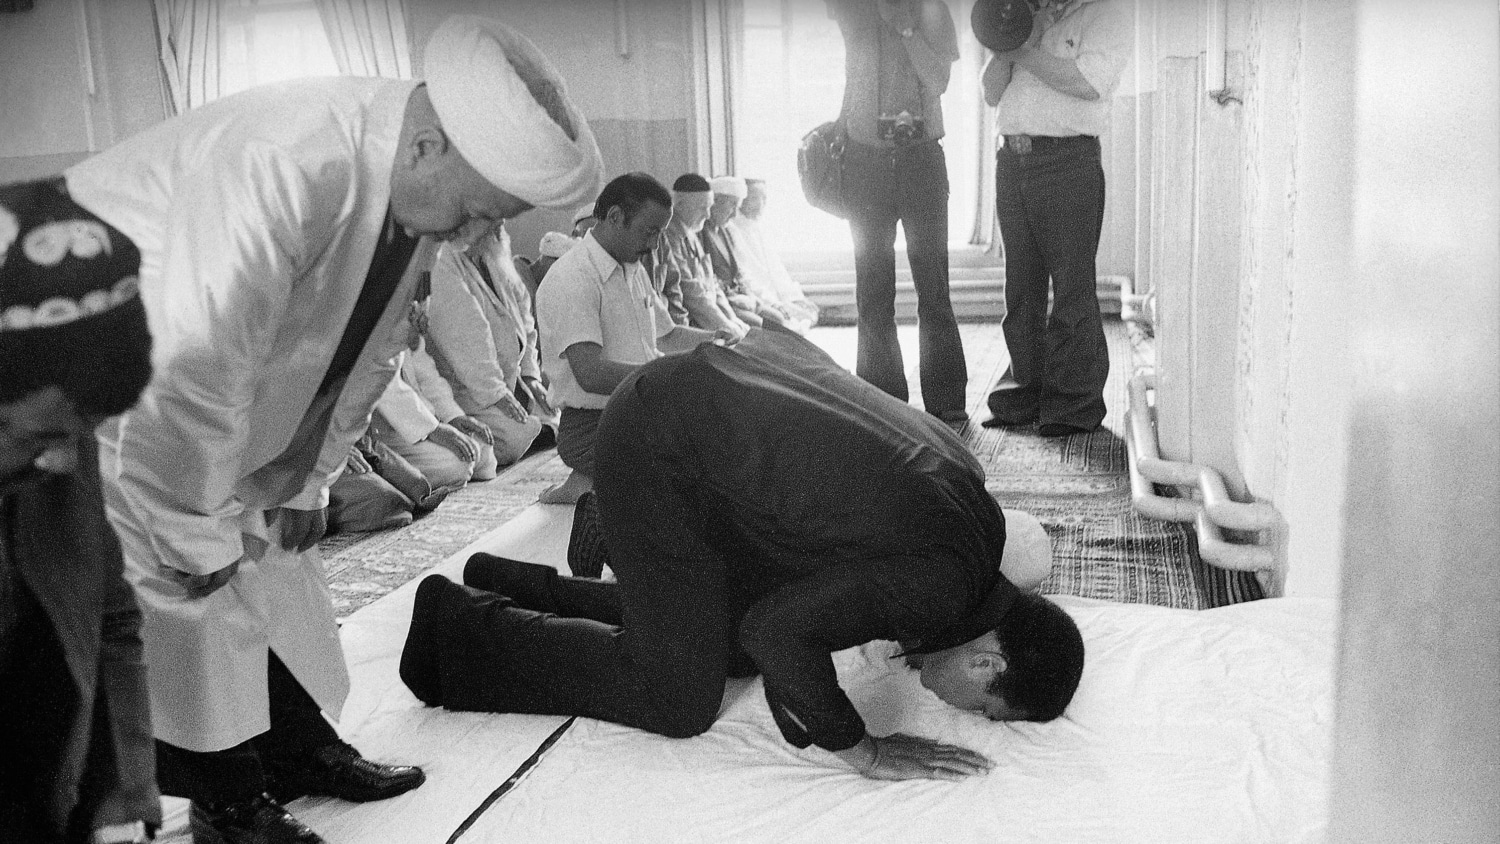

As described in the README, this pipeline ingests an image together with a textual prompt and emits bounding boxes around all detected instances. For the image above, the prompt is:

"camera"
[877,111,927,145]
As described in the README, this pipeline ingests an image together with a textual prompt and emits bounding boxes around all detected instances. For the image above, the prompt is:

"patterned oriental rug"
[952,322,1263,610]
[318,321,1262,619]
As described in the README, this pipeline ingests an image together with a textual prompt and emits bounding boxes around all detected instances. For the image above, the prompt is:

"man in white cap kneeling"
[64,14,602,843]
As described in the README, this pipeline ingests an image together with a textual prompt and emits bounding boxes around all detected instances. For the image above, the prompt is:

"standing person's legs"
[255,651,424,804]
[154,739,267,808]
[988,146,1050,424]
[843,144,908,402]
[0,580,93,841]
[1028,140,1109,431]
[153,657,311,808]
[253,652,341,771]
[898,140,968,419]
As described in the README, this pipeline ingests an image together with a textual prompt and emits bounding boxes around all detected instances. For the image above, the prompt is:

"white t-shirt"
[994,0,1132,138]
[536,231,673,410]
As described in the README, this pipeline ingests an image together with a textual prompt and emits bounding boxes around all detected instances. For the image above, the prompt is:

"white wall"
[1260,0,1358,597]
[1328,2,1500,838]
[0,0,707,257]
[0,0,163,182]
[1145,0,1363,596]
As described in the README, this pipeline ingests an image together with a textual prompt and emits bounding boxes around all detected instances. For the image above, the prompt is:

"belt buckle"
[1008,134,1032,155]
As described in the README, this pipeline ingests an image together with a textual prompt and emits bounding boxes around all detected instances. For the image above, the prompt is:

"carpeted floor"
[318,319,1261,618]
[318,450,571,618]
[949,323,1262,609]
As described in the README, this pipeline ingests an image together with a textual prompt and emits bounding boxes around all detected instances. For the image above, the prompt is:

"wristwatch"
[92,820,154,844]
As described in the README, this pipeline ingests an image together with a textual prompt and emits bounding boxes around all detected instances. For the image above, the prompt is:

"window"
[219,0,339,97]
[732,0,990,258]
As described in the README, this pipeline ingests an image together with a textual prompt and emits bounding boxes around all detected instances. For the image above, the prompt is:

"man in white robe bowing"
[64,16,603,844]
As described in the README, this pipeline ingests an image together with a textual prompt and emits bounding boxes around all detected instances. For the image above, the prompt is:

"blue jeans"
[842,139,968,416]
[989,136,1110,429]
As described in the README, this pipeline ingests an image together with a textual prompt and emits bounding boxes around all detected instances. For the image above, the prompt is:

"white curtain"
[153,0,222,115]
[316,0,412,79]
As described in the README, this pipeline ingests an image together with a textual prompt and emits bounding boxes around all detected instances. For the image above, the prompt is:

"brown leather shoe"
[268,742,425,804]
[190,793,325,844]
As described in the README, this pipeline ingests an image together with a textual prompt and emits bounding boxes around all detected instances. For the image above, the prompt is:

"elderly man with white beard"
[653,173,750,339]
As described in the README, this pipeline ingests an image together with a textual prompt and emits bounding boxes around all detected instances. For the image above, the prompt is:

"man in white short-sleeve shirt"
[978,0,1131,437]
[536,172,735,504]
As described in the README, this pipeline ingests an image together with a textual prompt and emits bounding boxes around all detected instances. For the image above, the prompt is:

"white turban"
[538,231,577,259]
[709,176,747,200]
[424,16,605,209]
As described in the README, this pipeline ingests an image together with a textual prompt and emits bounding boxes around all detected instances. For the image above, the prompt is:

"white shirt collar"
[579,229,633,282]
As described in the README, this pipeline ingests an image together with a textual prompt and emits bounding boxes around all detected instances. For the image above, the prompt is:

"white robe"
[727,215,819,328]
[67,78,433,752]
[425,228,547,465]
[425,227,543,411]
[371,344,466,447]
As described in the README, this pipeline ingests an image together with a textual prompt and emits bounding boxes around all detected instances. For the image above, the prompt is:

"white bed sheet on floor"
[291,505,1337,844]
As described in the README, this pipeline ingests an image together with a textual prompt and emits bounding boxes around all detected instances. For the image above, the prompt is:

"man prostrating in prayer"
[402,328,1083,780]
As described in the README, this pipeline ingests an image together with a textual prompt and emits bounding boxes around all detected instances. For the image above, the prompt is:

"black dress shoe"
[985,379,1037,422]
[268,742,425,804]
[982,414,1037,428]
[400,575,452,706]
[1038,422,1096,438]
[190,793,325,844]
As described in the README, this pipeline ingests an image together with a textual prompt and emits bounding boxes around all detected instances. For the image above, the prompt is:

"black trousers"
[841,138,969,416]
[988,136,1111,429]
[418,383,770,739]
[153,652,339,804]
[0,578,80,843]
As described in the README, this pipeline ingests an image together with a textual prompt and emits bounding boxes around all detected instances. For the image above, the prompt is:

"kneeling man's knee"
[654,706,717,739]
